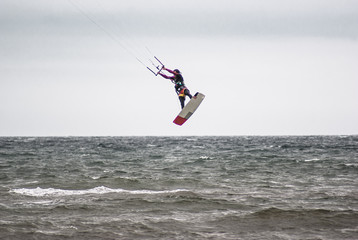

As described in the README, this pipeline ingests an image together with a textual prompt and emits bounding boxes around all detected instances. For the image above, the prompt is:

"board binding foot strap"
[173,92,205,126]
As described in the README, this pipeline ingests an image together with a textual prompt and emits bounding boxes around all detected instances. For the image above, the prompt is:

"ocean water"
[0,136,357,240]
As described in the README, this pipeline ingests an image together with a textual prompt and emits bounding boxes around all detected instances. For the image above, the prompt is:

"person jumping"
[159,67,192,109]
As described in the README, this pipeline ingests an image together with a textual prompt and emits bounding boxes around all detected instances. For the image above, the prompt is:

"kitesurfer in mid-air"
[159,67,192,109]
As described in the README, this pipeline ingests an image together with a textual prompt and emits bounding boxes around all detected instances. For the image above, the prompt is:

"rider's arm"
[158,72,172,79]
[163,67,176,75]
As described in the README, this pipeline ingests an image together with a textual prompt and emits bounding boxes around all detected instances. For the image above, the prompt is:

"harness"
[178,87,187,97]
[171,74,186,97]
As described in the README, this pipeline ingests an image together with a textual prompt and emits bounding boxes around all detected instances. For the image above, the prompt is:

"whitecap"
[192,145,205,149]
[90,176,101,180]
[10,186,189,197]
[304,158,320,162]
[186,138,198,142]
[344,163,358,168]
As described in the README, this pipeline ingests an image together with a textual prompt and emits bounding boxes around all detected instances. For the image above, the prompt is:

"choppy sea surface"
[0,136,357,240]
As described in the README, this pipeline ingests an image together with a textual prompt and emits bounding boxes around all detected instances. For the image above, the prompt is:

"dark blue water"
[0,136,357,239]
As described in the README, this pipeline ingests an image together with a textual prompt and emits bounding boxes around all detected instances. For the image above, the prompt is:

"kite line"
[67,0,163,75]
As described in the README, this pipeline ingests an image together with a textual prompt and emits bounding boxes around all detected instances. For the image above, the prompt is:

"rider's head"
[174,69,181,74]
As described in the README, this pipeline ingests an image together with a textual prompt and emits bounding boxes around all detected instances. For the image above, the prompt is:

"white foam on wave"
[304,158,321,162]
[10,186,189,197]
[344,163,358,168]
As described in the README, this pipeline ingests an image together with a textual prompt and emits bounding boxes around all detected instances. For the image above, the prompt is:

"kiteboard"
[173,92,205,126]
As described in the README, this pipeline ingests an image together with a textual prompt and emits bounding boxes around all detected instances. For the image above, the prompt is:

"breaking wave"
[10,186,189,197]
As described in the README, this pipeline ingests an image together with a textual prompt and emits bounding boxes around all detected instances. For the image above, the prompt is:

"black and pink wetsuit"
[159,69,192,109]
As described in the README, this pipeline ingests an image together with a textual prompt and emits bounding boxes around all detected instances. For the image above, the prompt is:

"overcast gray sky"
[1,0,358,136]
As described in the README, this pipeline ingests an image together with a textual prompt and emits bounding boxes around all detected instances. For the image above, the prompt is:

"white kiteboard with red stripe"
[173,92,205,126]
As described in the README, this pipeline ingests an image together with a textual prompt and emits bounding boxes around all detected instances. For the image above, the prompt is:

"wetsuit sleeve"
[159,73,174,80]
[165,68,176,75]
